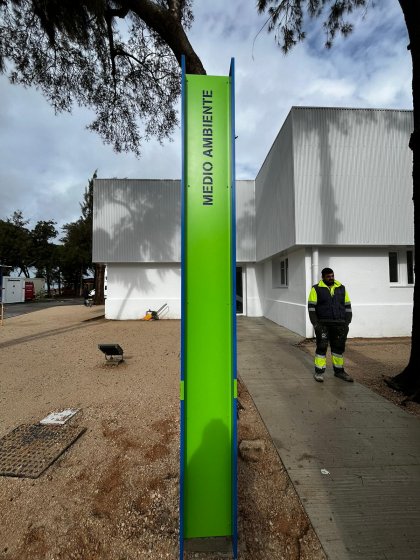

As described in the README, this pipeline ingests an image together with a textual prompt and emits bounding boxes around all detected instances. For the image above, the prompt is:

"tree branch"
[105,8,118,87]
[107,6,130,19]
[119,0,205,74]
[167,0,182,20]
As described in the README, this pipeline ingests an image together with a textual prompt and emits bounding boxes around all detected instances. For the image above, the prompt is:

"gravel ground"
[0,306,416,559]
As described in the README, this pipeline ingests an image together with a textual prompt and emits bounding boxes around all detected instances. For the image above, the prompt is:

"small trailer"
[2,277,26,303]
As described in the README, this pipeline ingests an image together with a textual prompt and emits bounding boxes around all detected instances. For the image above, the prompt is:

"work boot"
[334,370,354,382]
[314,372,324,383]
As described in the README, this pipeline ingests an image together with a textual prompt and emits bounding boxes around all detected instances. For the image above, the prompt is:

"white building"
[93,107,414,337]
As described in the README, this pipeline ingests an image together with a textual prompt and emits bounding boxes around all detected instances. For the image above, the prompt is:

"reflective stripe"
[332,353,344,368]
[314,354,326,369]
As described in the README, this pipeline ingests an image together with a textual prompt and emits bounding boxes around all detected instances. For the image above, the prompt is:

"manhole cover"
[0,423,86,478]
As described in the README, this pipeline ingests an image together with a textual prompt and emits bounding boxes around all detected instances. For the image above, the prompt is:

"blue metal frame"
[229,57,238,560]
[179,54,187,560]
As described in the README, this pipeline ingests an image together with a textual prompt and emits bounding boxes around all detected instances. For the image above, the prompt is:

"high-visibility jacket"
[308,280,352,326]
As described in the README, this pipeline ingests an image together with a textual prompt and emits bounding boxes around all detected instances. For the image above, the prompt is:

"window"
[388,250,414,285]
[272,257,288,288]
[281,258,288,286]
[389,252,398,283]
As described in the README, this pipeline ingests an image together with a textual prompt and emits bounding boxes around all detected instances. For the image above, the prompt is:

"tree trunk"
[386,1,420,401]
[121,0,206,74]
[88,3,202,310]
[94,263,105,305]
[46,273,51,297]
[79,267,84,296]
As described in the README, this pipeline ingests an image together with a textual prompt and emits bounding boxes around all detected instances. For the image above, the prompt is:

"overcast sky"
[0,0,412,231]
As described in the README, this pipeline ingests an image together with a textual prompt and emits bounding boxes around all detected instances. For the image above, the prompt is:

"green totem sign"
[180,59,237,559]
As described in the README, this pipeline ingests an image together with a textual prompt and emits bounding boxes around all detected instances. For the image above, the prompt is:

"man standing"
[308,268,353,383]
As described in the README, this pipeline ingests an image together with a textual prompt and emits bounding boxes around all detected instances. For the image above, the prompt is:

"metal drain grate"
[0,423,86,478]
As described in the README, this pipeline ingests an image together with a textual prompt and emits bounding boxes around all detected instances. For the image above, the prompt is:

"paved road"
[0,299,83,319]
[238,317,420,560]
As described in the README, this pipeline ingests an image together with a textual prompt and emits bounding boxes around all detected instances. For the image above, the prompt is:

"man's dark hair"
[321,267,334,277]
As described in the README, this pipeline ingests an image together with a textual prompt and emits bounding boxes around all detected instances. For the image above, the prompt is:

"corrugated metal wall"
[93,179,181,263]
[93,108,413,265]
[236,180,256,262]
[292,107,414,245]
[93,178,255,263]
[255,112,296,261]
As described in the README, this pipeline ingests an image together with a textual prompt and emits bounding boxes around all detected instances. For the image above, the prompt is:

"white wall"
[105,247,413,336]
[255,113,296,261]
[105,263,181,320]
[243,264,263,317]
[255,245,413,338]
[260,248,308,336]
[105,262,264,321]
[304,247,413,338]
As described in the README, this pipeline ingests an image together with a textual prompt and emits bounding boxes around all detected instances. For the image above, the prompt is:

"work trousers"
[314,323,349,374]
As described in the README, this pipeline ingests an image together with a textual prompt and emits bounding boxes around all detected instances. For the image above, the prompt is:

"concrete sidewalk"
[237,317,420,560]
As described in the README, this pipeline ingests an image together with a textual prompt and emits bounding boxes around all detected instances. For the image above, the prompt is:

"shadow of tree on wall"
[93,179,181,318]
[94,179,181,262]
[293,107,412,247]
[94,178,256,319]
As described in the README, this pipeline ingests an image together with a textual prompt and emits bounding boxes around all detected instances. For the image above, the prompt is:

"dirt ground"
[0,306,417,560]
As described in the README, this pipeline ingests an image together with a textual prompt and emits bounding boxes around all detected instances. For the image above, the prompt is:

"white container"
[2,277,25,303]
